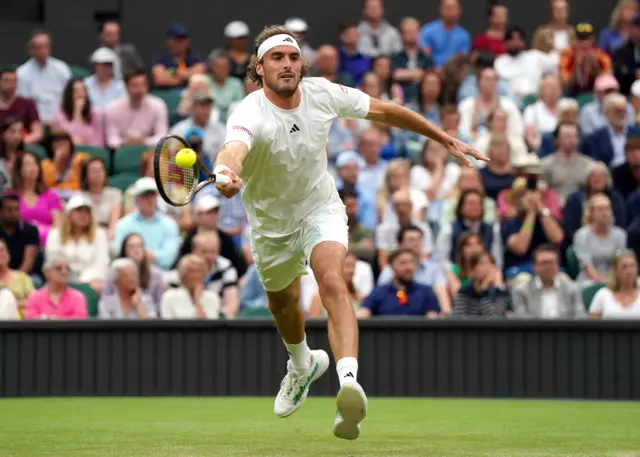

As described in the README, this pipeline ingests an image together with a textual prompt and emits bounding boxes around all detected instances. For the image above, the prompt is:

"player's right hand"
[216,168,243,199]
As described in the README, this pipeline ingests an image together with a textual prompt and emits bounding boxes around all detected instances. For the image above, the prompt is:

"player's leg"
[250,230,329,418]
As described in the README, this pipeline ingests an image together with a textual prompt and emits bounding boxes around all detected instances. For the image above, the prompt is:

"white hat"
[195,195,220,212]
[65,194,92,212]
[224,21,250,38]
[632,79,640,98]
[131,177,158,197]
[284,18,308,33]
[90,47,117,64]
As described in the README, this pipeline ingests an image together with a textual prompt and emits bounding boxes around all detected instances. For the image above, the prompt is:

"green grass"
[0,398,639,456]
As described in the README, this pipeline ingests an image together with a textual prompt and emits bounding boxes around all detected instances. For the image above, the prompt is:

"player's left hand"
[445,137,490,167]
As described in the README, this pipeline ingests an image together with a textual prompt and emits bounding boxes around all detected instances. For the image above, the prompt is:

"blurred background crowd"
[1,0,640,321]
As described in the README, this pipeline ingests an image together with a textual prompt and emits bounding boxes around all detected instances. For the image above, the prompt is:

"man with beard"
[211,24,486,439]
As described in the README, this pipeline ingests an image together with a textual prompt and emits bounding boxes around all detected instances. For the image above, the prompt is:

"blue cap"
[167,24,189,38]
[336,150,365,168]
[184,126,204,142]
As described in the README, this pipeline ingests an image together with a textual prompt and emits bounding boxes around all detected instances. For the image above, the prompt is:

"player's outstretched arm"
[365,98,490,167]
[212,141,248,198]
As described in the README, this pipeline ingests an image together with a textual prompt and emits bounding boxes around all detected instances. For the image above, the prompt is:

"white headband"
[257,34,301,60]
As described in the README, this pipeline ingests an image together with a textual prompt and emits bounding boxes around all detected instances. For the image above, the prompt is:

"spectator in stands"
[96,19,143,80]
[539,98,582,158]
[313,45,354,87]
[574,193,627,287]
[441,55,471,104]
[440,105,473,145]
[103,233,164,308]
[458,67,524,140]
[472,109,528,165]
[284,18,316,63]
[440,167,497,225]
[0,287,18,320]
[406,71,441,126]
[626,187,640,223]
[501,179,564,280]
[226,74,258,117]
[411,140,460,203]
[207,49,244,117]
[523,75,563,151]
[541,122,594,203]
[419,0,471,68]
[452,250,507,317]
[612,135,640,198]
[223,21,251,80]
[0,118,25,191]
[40,129,90,193]
[357,128,387,196]
[105,70,168,150]
[176,195,247,277]
[339,22,372,86]
[99,258,156,319]
[563,162,626,243]
[52,79,103,146]
[379,225,452,313]
[239,264,267,312]
[600,0,639,55]
[45,194,109,292]
[161,254,221,319]
[0,193,39,278]
[375,187,433,268]
[114,177,180,271]
[0,239,34,318]
[84,48,126,113]
[531,0,575,54]
[559,23,613,95]
[613,12,640,95]
[310,252,364,317]
[580,75,635,137]
[450,232,485,288]
[495,27,559,101]
[151,24,205,90]
[631,79,640,117]
[357,0,402,57]
[335,151,377,231]
[170,92,225,162]
[378,159,427,224]
[79,158,122,239]
[436,189,503,269]
[371,56,403,104]
[392,17,434,104]
[479,136,516,201]
[176,74,217,119]
[589,250,640,318]
[472,3,508,56]
[24,251,87,319]
[16,30,71,124]
[512,244,586,318]
[11,151,62,246]
[340,188,375,266]
[0,68,42,144]
[328,117,358,163]
[357,248,440,318]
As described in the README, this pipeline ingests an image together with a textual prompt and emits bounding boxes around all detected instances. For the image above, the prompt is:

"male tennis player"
[212,25,488,440]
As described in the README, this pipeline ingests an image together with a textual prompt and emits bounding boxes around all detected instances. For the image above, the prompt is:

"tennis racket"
[153,134,230,207]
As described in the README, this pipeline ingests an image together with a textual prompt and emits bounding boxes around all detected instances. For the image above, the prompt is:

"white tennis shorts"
[250,204,349,292]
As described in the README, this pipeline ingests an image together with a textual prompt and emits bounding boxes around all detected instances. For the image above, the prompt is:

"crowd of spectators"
[1,0,640,321]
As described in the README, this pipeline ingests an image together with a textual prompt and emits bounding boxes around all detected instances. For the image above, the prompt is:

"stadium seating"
[239,307,273,318]
[565,246,580,280]
[581,283,605,311]
[25,143,46,159]
[70,65,91,79]
[68,282,100,317]
[151,89,182,124]
[113,145,148,174]
[76,145,111,171]
[108,173,140,192]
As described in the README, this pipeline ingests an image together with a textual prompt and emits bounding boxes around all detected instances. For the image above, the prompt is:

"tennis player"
[212,25,488,440]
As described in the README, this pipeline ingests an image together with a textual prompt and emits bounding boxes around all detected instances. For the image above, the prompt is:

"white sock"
[284,335,311,372]
[336,357,358,386]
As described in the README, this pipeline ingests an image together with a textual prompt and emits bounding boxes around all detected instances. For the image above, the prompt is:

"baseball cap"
[224,21,250,39]
[594,74,620,92]
[284,18,308,33]
[575,23,595,40]
[192,92,214,104]
[90,47,117,64]
[167,24,189,38]
[512,153,541,174]
[195,195,220,212]
[65,194,92,212]
[336,150,365,168]
[131,177,158,197]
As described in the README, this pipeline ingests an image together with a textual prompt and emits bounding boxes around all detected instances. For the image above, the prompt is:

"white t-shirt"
[523,101,558,135]
[224,77,371,237]
[410,163,460,199]
[494,50,558,98]
[590,288,640,319]
[458,96,524,139]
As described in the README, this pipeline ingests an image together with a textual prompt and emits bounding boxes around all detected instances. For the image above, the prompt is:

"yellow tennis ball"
[175,148,197,168]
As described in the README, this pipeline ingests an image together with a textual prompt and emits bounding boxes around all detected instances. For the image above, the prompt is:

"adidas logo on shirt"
[289,124,300,133]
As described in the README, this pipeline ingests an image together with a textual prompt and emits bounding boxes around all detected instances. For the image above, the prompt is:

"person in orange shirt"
[40,128,89,192]
[560,23,613,95]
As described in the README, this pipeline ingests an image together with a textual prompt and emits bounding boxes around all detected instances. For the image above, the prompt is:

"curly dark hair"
[247,25,310,87]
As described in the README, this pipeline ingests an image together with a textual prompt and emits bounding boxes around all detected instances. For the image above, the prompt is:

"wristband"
[522,221,535,231]
[214,164,231,175]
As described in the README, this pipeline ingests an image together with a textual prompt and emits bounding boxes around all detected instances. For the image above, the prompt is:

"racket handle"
[215,173,231,186]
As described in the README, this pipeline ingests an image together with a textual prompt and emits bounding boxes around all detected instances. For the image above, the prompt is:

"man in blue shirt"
[357,248,441,317]
[419,0,471,67]
[335,151,377,231]
[338,23,372,86]
[151,24,206,90]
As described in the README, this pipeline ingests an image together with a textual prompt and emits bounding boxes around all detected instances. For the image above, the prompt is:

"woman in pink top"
[52,78,104,146]
[10,151,63,246]
[25,251,87,319]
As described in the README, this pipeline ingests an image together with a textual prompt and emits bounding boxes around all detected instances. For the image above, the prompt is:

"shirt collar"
[608,124,628,137]
[534,276,559,290]
[134,210,160,222]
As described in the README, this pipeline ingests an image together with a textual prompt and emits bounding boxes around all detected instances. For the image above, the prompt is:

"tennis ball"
[175,148,197,168]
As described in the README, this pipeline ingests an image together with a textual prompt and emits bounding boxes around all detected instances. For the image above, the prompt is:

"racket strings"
[157,138,198,203]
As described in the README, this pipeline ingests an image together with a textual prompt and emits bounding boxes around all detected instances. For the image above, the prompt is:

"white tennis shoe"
[274,349,330,418]
[333,381,368,440]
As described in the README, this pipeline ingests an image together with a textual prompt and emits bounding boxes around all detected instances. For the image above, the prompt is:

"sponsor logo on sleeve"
[232,125,253,138]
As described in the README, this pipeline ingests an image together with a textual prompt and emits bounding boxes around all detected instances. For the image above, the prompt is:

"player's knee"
[317,269,346,298]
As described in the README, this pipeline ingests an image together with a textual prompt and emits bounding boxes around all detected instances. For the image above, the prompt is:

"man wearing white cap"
[84,47,126,112]
[284,18,316,63]
[224,21,251,79]
[212,24,486,439]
